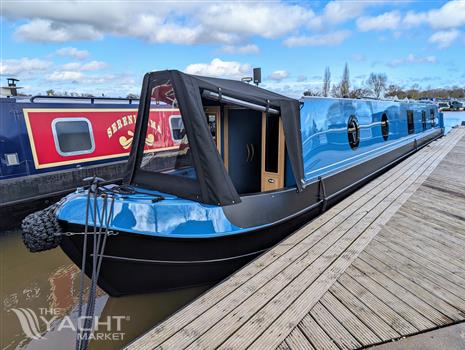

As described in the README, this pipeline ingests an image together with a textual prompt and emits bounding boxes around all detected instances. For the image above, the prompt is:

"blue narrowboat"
[22,70,444,296]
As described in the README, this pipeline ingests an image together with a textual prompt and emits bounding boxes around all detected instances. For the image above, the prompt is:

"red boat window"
[169,116,184,142]
[52,118,95,156]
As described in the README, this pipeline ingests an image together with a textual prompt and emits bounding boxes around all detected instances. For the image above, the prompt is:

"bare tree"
[366,73,387,98]
[340,63,350,97]
[303,87,321,96]
[348,87,370,99]
[322,67,331,97]
[331,83,342,98]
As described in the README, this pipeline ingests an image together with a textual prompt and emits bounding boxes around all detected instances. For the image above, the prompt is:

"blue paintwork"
[300,97,443,183]
[56,96,444,239]
[56,186,246,238]
[0,97,136,181]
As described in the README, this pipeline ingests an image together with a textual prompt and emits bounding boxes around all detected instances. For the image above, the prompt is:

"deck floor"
[127,127,465,350]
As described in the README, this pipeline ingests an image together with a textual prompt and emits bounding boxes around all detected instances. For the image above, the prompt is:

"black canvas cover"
[125,70,304,206]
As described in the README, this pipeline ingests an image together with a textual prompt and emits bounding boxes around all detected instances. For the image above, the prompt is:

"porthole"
[347,115,360,150]
[381,113,389,141]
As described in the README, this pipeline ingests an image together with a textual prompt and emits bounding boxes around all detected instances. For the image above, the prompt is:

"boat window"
[169,116,184,142]
[407,110,414,134]
[381,113,389,141]
[347,115,360,149]
[430,109,436,127]
[139,79,197,179]
[206,112,217,145]
[421,111,427,130]
[265,114,280,173]
[52,118,95,156]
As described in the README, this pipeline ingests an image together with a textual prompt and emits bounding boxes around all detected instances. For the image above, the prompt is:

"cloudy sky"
[1,0,464,97]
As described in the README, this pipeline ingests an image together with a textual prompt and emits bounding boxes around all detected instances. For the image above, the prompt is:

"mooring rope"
[75,178,115,350]
[74,180,161,349]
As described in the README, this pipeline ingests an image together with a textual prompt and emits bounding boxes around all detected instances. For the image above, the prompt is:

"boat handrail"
[29,95,139,104]
[202,90,280,115]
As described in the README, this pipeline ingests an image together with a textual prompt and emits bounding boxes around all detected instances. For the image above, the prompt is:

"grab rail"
[30,95,139,104]
[202,90,279,115]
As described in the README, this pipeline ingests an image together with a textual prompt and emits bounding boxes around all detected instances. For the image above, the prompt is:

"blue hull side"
[300,97,443,183]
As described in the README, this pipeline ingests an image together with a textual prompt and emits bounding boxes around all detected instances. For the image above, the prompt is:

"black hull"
[60,206,318,296]
[59,129,443,296]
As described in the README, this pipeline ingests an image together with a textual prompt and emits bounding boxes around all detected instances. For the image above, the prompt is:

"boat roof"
[125,70,304,206]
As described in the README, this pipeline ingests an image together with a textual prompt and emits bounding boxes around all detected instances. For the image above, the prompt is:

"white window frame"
[169,115,184,143]
[51,117,95,156]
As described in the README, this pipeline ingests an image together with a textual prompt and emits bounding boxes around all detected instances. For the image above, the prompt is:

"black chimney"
[7,78,19,96]
[253,68,261,86]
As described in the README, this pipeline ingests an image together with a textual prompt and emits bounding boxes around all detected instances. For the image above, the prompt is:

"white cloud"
[356,11,401,31]
[388,54,437,67]
[307,0,388,28]
[3,1,315,44]
[352,53,366,62]
[220,44,260,55]
[428,30,461,49]
[268,70,289,82]
[284,31,351,47]
[184,58,251,79]
[199,3,314,39]
[0,57,50,76]
[56,47,89,60]
[322,1,373,24]
[46,71,84,81]
[15,19,102,42]
[403,1,465,29]
[60,60,107,71]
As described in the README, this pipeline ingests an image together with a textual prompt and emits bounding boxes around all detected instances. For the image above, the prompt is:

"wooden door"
[261,112,285,192]
[227,108,262,194]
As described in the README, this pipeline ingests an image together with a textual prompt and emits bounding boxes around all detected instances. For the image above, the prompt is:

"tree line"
[303,63,465,100]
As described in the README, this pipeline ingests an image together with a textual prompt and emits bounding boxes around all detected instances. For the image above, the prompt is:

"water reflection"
[0,229,209,350]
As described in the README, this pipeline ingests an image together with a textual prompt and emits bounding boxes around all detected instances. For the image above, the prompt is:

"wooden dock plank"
[284,327,315,350]
[298,314,339,350]
[338,272,428,332]
[328,281,401,340]
[374,231,465,289]
[309,302,361,349]
[392,210,465,266]
[319,290,382,345]
[355,255,462,322]
[379,224,465,276]
[364,245,465,311]
[126,127,465,350]
[276,342,291,350]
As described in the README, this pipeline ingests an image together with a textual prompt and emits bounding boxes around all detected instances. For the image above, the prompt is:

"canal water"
[0,226,210,350]
[1,111,464,350]
[443,111,465,133]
